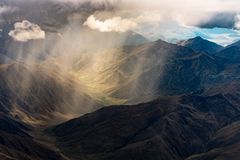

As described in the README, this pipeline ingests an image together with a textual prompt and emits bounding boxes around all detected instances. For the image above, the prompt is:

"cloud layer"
[3,0,240,45]
[8,20,45,42]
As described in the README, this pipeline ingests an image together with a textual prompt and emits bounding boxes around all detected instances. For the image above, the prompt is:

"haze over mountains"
[1,32,240,159]
[1,0,240,160]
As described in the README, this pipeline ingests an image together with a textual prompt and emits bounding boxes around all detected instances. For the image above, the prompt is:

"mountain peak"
[178,36,223,54]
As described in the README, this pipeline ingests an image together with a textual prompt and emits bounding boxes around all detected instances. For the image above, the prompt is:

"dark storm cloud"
[0,0,116,28]
[198,12,237,29]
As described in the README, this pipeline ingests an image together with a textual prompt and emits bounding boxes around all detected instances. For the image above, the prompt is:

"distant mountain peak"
[178,36,223,54]
[192,36,204,40]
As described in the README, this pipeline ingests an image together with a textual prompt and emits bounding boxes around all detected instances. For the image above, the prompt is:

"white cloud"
[84,15,137,33]
[8,20,45,42]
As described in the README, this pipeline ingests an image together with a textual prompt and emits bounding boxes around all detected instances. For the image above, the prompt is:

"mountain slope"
[216,46,240,63]
[226,40,240,48]
[0,63,101,125]
[0,113,67,160]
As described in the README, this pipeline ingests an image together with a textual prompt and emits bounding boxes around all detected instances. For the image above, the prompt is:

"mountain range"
[1,31,240,160]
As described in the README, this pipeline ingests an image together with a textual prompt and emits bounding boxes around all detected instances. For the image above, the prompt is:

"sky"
[1,0,240,46]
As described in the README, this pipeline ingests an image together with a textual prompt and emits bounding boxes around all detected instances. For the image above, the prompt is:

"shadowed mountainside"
[49,92,240,160]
